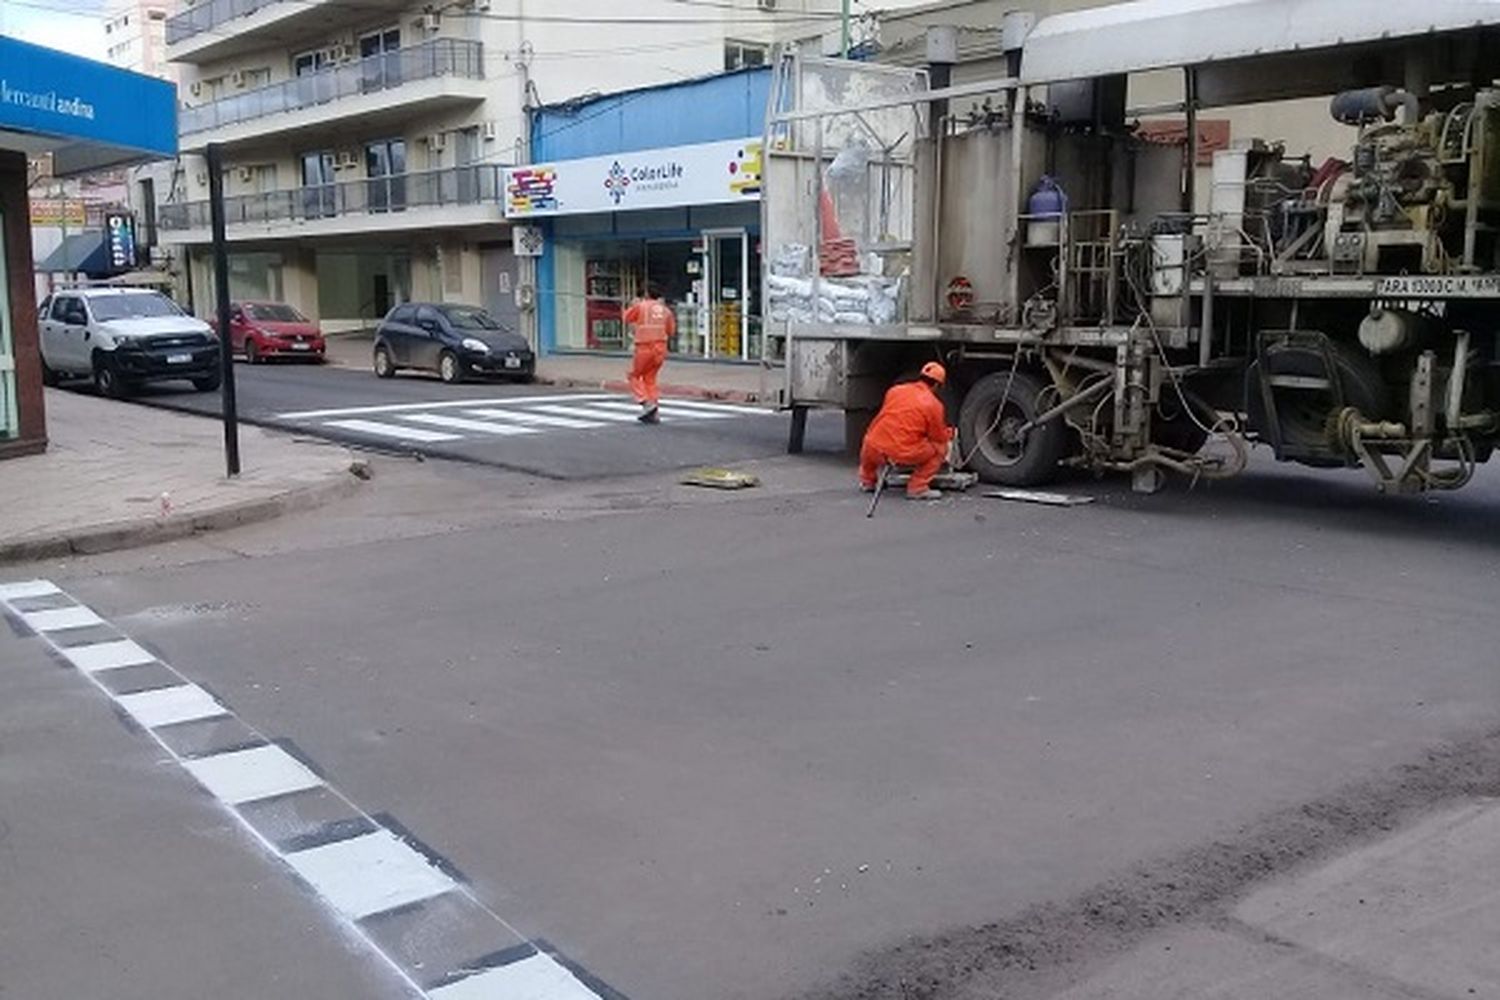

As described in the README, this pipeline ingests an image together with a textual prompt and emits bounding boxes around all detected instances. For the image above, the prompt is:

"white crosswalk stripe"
[398,413,541,436]
[464,407,606,430]
[324,419,462,443]
[281,394,774,446]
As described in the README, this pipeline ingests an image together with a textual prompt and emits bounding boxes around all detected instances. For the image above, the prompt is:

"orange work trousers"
[629,341,667,406]
[859,439,946,496]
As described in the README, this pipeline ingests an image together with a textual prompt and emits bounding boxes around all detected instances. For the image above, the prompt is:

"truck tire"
[959,370,1066,486]
[93,356,131,399]
[1246,339,1391,466]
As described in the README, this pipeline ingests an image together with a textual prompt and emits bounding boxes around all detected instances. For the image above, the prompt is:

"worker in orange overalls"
[623,287,676,424]
[859,362,955,500]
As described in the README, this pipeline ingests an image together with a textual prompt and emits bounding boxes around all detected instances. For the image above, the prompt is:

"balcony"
[159,164,506,244]
[179,39,486,152]
[166,0,412,64]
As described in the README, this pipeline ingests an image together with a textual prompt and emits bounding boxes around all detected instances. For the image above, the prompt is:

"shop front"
[0,36,176,457]
[510,67,772,362]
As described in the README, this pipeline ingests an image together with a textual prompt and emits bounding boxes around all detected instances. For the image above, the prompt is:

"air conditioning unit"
[189,80,202,96]
[420,11,441,34]
[194,171,208,187]
[231,69,248,88]
[336,150,359,169]
[480,120,499,142]
[236,165,254,182]
[471,0,492,10]
[427,131,447,152]
[329,43,353,62]
[757,0,777,9]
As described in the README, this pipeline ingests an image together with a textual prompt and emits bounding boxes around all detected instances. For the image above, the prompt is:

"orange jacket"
[624,297,676,345]
[864,381,953,459]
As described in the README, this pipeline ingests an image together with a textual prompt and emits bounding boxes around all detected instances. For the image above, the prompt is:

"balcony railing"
[167,0,282,45]
[159,165,504,232]
[179,39,484,137]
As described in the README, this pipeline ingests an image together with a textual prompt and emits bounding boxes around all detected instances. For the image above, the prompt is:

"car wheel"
[244,339,259,365]
[40,356,60,387]
[193,372,222,392]
[958,370,1067,486]
[373,344,396,378]
[93,358,132,399]
[438,350,464,385]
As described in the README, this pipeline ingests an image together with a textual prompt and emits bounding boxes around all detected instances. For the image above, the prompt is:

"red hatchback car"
[223,301,325,363]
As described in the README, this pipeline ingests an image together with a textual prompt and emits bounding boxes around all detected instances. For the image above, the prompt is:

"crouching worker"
[859,362,955,501]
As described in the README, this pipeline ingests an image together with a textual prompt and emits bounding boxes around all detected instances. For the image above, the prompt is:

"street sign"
[512,225,545,257]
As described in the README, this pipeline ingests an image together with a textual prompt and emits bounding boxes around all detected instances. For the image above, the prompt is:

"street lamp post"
[205,142,240,477]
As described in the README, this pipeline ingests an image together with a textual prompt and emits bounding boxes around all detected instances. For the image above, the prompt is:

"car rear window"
[246,303,307,323]
[89,292,182,321]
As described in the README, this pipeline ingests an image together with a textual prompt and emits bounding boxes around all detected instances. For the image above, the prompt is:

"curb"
[0,465,365,567]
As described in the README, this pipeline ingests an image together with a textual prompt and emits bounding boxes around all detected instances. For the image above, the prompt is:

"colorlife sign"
[505,137,762,219]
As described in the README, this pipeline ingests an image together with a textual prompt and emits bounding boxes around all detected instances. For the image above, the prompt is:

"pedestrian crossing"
[278,393,774,446]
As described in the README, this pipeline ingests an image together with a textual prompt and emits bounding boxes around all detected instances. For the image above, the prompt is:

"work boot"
[638,404,660,424]
[905,488,942,501]
[859,480,877,493]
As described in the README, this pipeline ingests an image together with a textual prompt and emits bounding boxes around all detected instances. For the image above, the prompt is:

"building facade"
[105,0,173,81]
[0,36,176,458]
[514,70,770,361]
[158,0,841,335]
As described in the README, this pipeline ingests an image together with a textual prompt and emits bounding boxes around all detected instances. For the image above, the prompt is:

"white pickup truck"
[37,288,221,398]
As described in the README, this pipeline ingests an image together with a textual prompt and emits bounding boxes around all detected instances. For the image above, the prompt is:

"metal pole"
[841,0,850,57]
[205,143,240,477]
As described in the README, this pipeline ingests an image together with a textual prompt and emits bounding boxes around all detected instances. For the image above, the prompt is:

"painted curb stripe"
[428,953,601,1000]
[22,605,105,632]
[0,581,613,1000]
[181,743,325,805]
[0,580,62,601]
[115,683,229,728]
[60,638,156,673]
[284,829,457,920]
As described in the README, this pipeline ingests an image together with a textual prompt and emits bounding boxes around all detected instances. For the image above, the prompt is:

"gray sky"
[0,0,107,59]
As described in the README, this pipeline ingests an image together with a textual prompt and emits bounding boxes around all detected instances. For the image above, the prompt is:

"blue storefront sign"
[0,35,177,171]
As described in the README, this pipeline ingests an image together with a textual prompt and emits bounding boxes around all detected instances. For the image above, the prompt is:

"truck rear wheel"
[959,370,1066,486]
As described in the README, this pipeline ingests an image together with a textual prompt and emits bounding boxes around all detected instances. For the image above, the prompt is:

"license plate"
[504,356,522,369]
[291,342,311,351]
[167,353,192,364]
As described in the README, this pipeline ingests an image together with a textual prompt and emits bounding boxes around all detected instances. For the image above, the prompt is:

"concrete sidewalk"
[1051,799,1500,1000]
[324,331,777,403]
[0,389,362,564]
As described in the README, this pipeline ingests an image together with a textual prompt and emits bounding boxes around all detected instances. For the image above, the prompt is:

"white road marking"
[0,579,62,601]
[61,638,156,673]
[182,743,325,804]
[279,393,614,420]
[428,954,600,1000]
[324,419,463,443]
[657,397,773,416]
[589,400,730,420]
[114,683,228,729]
[399,413,541,437]
[527,403,643,424]
[464,407,605,430]
[22,605,105,632]
[0,581,610,1000]
[284,829,456,920]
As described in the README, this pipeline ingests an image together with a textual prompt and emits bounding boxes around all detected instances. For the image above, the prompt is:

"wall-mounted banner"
[505,137,762,219]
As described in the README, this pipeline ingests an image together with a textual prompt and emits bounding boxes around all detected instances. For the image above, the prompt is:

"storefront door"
[0,210,15,441]
[702,229,748,360]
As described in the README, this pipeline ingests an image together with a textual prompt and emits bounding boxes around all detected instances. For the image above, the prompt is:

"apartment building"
[105,0,173,80]
[158,0,843,334]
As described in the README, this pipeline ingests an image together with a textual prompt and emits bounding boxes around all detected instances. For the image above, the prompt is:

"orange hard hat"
[920,361,947,385]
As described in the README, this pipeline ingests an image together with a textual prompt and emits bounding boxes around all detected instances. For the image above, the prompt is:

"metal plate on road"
[1377,275,1500,298]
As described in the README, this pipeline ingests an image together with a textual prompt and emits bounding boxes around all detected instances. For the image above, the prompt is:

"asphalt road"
[6,449,1500,1000]
[109,361,843,480]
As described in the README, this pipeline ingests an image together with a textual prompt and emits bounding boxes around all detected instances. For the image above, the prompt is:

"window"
[365,139,407,213]
[293,49,328,77]
[51,297,78,322]
[137,177,157,247]
[414,305,442,331]
[89,292,182,321]
[388,304,416,324]
[725,41,768,71]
